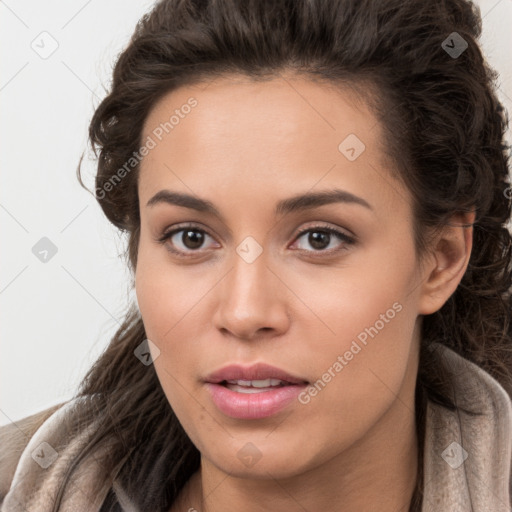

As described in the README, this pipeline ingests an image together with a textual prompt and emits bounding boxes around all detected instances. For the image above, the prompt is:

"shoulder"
[0,401,67,504]
[0,396,117,511]
[423,343,512,510]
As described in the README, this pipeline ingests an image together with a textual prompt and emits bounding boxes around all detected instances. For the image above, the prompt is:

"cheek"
[292,245,418,414]
[135,267,197,423]
[134,241,198,337]
[291,296,417,462]
[134,247,211,399]
[291,243,417,356]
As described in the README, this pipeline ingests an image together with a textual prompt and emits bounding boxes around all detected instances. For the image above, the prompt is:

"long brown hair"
[56,0,512,510]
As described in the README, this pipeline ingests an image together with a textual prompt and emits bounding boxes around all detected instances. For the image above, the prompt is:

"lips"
[204,363,310,419]
[204,362,309,386]
[205,382,307,419]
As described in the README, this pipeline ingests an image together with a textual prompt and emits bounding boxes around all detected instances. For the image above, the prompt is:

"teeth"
[226,385,273,394]
[225,378,285,387]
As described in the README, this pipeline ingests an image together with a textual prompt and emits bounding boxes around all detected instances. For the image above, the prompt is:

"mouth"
[204,362,309,387]
[203,364,310,419]
[205,380,309,419]
[218,378,305,393]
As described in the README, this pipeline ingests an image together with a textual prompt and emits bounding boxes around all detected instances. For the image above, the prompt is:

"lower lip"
[205,382,308,419]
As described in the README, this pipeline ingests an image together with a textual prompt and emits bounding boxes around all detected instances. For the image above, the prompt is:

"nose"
[212,248,290,341]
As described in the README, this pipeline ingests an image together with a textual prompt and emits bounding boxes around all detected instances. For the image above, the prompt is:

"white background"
[1,0,511,426]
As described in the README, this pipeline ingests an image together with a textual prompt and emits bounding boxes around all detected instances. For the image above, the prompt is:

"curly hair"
[56,0,512,510]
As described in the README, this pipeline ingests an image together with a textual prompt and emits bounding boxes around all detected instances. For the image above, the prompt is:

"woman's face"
[135,74,430,479]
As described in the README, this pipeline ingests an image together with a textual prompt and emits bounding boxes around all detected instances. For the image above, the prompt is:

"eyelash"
[156,223,356,259]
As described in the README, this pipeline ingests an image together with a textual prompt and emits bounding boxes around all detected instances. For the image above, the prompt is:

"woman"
[1,0,511,510]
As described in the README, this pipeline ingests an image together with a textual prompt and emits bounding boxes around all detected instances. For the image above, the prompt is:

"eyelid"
[292,222,356,243]
[156,222,215,243]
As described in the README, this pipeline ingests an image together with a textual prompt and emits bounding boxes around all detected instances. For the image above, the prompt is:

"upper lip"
[204,363,309,385]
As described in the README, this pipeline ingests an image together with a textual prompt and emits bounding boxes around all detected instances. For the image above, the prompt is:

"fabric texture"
[1,343,511,511]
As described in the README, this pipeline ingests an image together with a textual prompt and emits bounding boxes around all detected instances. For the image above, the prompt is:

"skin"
[134,73,475,512]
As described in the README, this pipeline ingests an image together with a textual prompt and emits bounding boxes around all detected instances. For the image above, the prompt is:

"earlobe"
[418,210,476,315]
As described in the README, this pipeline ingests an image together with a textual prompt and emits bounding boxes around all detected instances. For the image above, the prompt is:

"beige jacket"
[1,343,511,511]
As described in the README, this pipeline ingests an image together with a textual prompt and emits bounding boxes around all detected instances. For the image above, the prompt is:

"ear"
[417,209,476,315]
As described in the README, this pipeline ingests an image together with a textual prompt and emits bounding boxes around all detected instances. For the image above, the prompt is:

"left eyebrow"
[146,188,374,219]
[275,188,373,216]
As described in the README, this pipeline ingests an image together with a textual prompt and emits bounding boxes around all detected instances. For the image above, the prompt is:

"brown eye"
[178,229,205,250]
[304,231,331,250]
[292,226,355,254]
[156,224,219,257]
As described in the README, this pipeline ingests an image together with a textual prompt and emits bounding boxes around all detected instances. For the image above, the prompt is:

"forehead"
[141,73,378,155]
[138,74,405,215]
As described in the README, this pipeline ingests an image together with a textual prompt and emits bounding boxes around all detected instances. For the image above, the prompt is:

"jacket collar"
[422,343,512,511]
